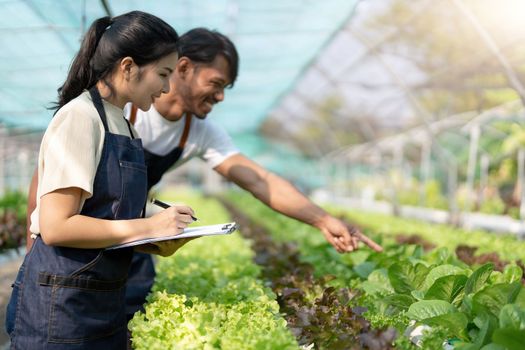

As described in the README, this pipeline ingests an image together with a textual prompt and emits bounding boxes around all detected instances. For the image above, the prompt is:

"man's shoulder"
[194,117,228,136]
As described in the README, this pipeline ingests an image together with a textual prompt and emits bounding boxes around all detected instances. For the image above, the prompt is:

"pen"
[150,198,198,221]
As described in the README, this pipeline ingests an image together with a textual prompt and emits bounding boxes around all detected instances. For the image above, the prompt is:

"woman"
[6,11,194,349]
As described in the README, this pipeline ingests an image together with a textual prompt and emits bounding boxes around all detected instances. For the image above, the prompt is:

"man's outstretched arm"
[214,154,382,253]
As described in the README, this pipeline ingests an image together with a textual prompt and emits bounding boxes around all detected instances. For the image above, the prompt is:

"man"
[27,28,382,321]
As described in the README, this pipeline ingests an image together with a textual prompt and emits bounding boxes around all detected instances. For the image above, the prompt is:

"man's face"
[180,55,231,119]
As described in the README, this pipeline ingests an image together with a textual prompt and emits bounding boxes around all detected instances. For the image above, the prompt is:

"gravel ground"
[0,249,24,349]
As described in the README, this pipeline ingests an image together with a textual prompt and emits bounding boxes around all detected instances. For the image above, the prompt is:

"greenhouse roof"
[0,0,358,139]
[461,100,525,132]
[329,110,479,161]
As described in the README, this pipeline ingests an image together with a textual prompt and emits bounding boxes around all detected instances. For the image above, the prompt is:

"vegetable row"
[225,191,525,350]
[129,191,298,350]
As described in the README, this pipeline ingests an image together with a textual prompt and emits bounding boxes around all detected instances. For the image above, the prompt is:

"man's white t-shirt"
[124,104,239,169]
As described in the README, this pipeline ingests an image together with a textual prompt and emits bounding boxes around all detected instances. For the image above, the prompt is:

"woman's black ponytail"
[54,17,111,111]
[53,11,178,111]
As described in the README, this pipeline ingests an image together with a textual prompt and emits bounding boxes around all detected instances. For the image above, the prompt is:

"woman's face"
[130,52,179,111]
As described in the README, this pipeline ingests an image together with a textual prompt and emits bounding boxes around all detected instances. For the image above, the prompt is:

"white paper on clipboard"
[105,222,237,250]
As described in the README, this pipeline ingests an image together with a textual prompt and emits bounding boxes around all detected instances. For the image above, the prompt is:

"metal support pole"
[320,159,334,200]
[345,160,352,195]
[390,156,400,216]
[394,143,404,190]
[448,161,460,226]
[420,141,432,205]
[518,148,525,221]
[100,0,113,17]
[478,153,490,208]
[406,162,413,189]
[317,159,325,193]
[80,0,87,35]
[334,161,342,194]
[466,124,480,210]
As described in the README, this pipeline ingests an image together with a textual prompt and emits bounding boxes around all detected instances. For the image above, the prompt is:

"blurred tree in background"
[261,95,382,156]
[364,0,525,118]
[262,0,525,159]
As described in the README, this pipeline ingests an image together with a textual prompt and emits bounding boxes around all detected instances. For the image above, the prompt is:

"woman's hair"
[176,28,239,87]
[54,11,178,111]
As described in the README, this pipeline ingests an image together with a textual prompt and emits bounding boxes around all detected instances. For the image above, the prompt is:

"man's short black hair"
[177,28,239,87]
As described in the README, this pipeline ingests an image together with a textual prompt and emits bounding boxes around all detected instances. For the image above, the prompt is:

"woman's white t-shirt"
[30,91,139,234]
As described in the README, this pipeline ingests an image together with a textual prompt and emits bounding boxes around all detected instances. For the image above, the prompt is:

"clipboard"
[106,222,237,250]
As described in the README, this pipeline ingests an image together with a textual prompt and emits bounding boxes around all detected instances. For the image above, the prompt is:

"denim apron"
[143,114,192,190]
[6,88,147,349]
[125,108,192,320]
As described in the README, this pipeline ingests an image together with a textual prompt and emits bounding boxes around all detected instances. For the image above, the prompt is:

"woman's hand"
[147,205,195,239]
[136,204,196,256]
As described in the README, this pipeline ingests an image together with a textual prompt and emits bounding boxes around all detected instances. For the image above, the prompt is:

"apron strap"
[127,104,142,213]
[124,118,135,140]
[178,113,192,148]
[88,87,109,132]
[129,104,138,125]
[125,104,138,140]
[89,87,135,139]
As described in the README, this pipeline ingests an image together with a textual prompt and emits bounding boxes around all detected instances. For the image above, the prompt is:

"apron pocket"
[116,160,147,219]
[39,272,127,344]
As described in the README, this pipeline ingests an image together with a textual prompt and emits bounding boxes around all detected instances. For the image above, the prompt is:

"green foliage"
[0,190,27,220]
[0,190,27,249]
[225,191,525,348]
[406,300,457,320]
[472,282,522,319]
[492,328,525,350]
[478,198,505,217]
[465,263,494,295]
[378,179,449,210]
[129,191,298,349]
[424,275,468,306]
[130,292,295,350]
[498,304,525,330]
[418,326,454,350]
[339,208,525,262]
[501,123,525,155]
[421,265,470,291]
[388,262,428,294]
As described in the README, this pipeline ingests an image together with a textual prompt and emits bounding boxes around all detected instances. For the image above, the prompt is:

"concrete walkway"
[314,195,525,238]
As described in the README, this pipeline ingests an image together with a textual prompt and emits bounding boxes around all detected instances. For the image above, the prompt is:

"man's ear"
[177,57,194,79]
[119,56,135,80]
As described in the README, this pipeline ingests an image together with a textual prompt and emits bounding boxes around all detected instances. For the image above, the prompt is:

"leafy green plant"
[0,190,27,250]
[221,198,400,350]
[129,191,298,350]
[0,190,27,220]
[225,191,525,349]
